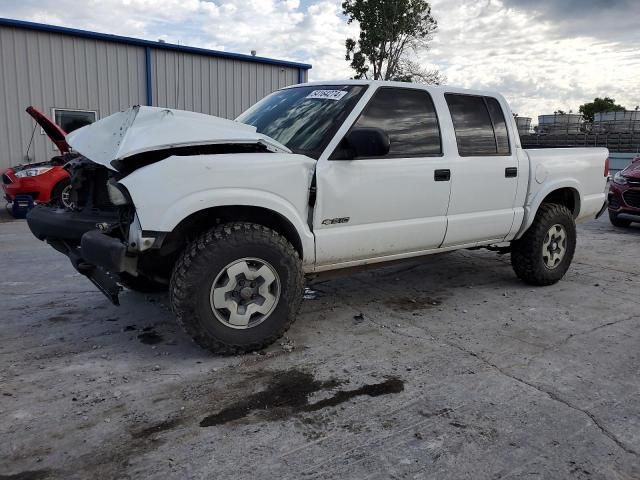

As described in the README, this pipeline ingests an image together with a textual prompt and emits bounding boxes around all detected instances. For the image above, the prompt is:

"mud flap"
[595,200,608,219]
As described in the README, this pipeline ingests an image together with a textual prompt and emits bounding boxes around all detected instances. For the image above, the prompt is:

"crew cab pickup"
[26,80,609,354]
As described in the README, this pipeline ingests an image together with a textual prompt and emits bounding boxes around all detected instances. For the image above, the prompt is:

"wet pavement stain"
[130,418,183,439]
[137,330,163,345]
[0,471,52,480]
[384,296,442,312]
[303,287,324,300]
[199,370,404,427]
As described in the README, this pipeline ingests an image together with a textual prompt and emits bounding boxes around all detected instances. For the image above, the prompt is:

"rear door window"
[445,94,511,156]
[485,97,510,154]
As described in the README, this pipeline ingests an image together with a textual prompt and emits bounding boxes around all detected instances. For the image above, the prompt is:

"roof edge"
[0,17,312,70]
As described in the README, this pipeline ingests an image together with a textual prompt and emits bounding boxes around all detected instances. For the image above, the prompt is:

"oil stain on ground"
[0,470,52,480]
[130,417,183,439]
[137,328,163,345]
[384,296,443,312]
[200,369,403,427]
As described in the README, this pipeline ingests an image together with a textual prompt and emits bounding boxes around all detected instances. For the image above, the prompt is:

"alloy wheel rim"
[209,257,281,329]
[61,185,73,208]
[542,224,567,270]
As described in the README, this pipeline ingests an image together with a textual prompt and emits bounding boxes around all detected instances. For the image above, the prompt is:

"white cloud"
[1,0,638,119]
[425,0,640,119]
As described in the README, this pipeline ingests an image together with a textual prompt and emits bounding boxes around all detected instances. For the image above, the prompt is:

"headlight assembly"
[15,167,53,177]
[107,179,132,206]
[612,171,628,185]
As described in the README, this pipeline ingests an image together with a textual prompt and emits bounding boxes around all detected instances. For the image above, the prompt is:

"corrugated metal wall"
[152,50,304,118]
[0,25,307,169]
[0,26,146,169]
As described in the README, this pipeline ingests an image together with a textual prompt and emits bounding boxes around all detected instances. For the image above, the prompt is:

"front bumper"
[27,205,120,241]
[616,212,640,223]
[26,205,131,305]
[608,182,640,218]
[2,167,68,203]
[3,171,45,202]
[48,237,125,305]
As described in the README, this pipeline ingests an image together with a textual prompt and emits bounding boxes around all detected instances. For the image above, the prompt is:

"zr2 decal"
[322,217,350,225]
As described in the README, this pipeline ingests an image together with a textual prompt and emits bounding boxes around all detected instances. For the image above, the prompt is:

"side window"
[344,87,442,158]
[445,94,511,156]
[53,108,97,133]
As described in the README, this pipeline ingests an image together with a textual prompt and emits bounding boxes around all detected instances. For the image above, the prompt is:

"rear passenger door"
[313,87,451,266]
[441,93,519,246]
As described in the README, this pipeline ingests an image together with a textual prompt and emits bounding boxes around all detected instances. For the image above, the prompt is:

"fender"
[159,189,314,262]
[119,153,316,264]
[516,178,582,239]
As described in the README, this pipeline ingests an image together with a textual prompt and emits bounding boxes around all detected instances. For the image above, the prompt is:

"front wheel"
[511,203,576,286]
[169,223,304,354]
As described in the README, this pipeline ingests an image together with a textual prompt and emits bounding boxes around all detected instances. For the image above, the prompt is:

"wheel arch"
[540,187,580,218]
[517,181,582,238]
[164,204,308,261]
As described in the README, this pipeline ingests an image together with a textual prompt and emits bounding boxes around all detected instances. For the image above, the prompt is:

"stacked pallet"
[520,133,640,153]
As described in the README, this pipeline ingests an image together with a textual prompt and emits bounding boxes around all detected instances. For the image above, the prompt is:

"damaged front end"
[26,105,290,305]
[27,158,136,304]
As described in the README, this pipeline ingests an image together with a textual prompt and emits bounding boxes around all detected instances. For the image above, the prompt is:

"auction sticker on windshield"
[306,90,348,101]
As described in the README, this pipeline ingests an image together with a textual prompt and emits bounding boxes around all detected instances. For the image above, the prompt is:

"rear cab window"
[332,86,442,159]
[445,93,511,156]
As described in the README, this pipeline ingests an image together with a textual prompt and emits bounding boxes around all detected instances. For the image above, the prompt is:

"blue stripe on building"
[0,17,312,71]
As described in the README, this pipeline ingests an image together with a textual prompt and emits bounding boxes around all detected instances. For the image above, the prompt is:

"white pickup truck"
[27,80,609,354]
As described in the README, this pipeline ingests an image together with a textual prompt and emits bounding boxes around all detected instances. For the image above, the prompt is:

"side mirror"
[342,127,390,159]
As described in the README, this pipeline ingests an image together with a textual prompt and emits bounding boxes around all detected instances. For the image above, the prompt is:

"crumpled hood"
[66,106,291,170]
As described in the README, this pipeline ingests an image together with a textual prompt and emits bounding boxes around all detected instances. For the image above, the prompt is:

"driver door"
[313,86,451,267]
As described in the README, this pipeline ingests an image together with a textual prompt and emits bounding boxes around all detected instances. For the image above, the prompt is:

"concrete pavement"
[1,213,639,479]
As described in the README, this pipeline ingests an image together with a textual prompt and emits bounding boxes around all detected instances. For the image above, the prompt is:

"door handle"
[505,167,518,178]
[434,169,451,181]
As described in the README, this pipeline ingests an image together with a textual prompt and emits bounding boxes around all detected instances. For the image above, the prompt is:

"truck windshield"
[236,85,366,158]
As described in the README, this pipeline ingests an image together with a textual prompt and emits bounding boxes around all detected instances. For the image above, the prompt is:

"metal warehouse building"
[0,18,311,170]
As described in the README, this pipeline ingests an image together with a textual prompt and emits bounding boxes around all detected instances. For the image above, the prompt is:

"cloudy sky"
[1,0,638,119]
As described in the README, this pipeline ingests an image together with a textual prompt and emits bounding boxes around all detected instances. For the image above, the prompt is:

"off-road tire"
[170,222,304,355]
[511,203,576,286]
[608,211,632,228]
[50,179,71,208]
[119,272,168,293]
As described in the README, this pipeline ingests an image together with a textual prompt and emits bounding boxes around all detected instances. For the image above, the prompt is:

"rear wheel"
[170,222,304,354]
[511,203,576,286]
[608,211,632,228]
[51,179,72,208]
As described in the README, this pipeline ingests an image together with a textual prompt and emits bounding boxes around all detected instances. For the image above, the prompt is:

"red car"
[608,156,640,227]
[2,107,73,209]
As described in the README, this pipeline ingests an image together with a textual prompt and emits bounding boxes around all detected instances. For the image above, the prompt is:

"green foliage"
[343,0,442,84]
[578,97,626,123]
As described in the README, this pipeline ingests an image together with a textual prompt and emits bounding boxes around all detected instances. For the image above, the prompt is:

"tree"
[578,97,625,123]
[343,0,443,84]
